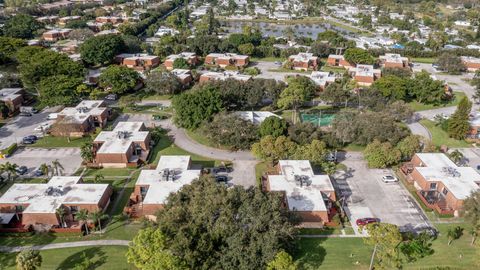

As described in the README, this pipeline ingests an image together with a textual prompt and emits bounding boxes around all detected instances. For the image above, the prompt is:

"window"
[15,205,24,212]
[70,206,78,213]
[442,188,449,196]
[429,183,437,190]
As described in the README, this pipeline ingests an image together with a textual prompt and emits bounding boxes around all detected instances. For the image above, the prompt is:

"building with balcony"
[164,52,199,70]
[115,53,160,71]
[287,53,319,71]
[326,54,354,68]
[379,53,410,68]
[204,53,249,68]
[349,64,381,86]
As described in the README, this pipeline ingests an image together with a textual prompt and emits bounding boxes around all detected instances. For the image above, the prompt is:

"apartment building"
[379,53,410,68]
[42,29,72,42]
[236,111,280,125]
[171,69,194,85]
[115,53,160,71]
[265,160,336,224]
[326,54,354,68]
[349,64,381,86]
[461,56,480,72]
[92,122,151,168]
[204,53,249,68]
[0,88,25,117]
[164,52,199,70]
[199,71,252,83]
[288,53,319,71]
[308,71,337,90]
[125,156,201,220]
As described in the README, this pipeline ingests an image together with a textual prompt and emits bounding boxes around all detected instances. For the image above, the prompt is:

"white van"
[47,113,58,120]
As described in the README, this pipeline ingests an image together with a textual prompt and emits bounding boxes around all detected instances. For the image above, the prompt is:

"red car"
[356,218,380,226]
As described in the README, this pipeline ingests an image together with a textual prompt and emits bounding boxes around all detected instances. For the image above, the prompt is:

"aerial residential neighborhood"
[0,0,480,269]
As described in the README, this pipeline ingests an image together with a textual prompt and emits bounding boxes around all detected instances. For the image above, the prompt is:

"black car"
[33,169,44,177]
[24,135,38,141]
[19,112,32,117]
[215,175,228,183]
[213,166,233,174]
[22,138,35,145]
[16,166,28,175]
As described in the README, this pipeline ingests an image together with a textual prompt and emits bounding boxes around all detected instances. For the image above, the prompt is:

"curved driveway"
[0,240,130,253]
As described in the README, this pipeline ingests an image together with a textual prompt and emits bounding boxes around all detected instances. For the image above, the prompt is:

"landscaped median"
[407,91,466,111]
[419,119,472,148]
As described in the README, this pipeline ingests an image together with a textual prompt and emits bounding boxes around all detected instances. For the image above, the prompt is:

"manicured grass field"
[295,222,479,269]
[0,246,134,270]
[250,57,285,62]
[408,91,466,111]
[185,129,232,151]
[411,57,437,64]
[31,136,92,148]
[420,119,472,148]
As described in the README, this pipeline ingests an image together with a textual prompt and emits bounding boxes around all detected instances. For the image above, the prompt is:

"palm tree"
[447,226,463,245]
[449,150,464,165]
[39,163,50,178]
[56,207,66,228]
[93,174,104,184]
[80,142,94,163]
[89,210,108,232]
[51,159,64,176]
[0,162,18,181]
[16,249,42,270]
[76,209,90,235]
[321,161,337,176]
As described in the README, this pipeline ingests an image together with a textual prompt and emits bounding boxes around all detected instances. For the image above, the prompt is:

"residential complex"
[0,176,112,231]
[164,52,199,70]
[171,69,194,85]
[0,88,25,116]
[199,71,252,82]
[287,53,319,71]
[125,156,201,220]
[379,53,410,68]
[308,71,338,90]
[42,28,71,42]
[115,53,161,71]
[461,56,480,72]
[349,64,382,86]
[54,100,112,137]
[402,153,480,215]
[326,54,353,68]
[265,160,336,224]
[92,122,151,168]
[204,53,249,68]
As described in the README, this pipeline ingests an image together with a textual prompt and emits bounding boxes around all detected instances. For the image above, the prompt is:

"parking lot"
[333,152,430,234]
[0,147,83,176]
[0,106,60,149]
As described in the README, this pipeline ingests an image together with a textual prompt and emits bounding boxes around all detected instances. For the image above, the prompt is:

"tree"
[293,140,328,165]
[0,162,18,181]
[73,252,93,270]
[364,223,402,269]
[447,226,463,245]
[437,53,466,74]
[266,250,298,270]
[76,209,90,235]
[3,14,42,39]
[16,47,85,90]
[39,163,50,178]
[199,113,259,150]
[472,71,480,103]
[80,142,94,163]
[145,69,183,95]
[51,159,64,176]
[0,36,26,64]
[238,43,255,56]
[99,65,140,94]
[252,135,298,164]
[68,28,95,41]
[93,174,104,184]
[277,77,316,123]
[16,249,42,270]
[38,75,82,106]
[371,75,409,100]
[408,71,446,104]
[319,80,354,106]
[155,177,299,269]
[343,48,374,65]
[395,135,421,161]
[127,227,187,270]
[449,149,465,165]
[461,191,480,245]
[448,96,472,140]
[172,58,190,69]
[56,207,66,228]
[399,232,434,262]
[172,85,224,129]
[88,210,108,232]
[364,140,402,168]
[80,34,125,65]
[259,116,288,138]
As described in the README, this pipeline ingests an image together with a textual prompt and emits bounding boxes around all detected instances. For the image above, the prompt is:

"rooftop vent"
[45,185,70,197]
[117,131,131,139]
[442,166,461,177]
[294,175,311,187]
[76,107,90,113]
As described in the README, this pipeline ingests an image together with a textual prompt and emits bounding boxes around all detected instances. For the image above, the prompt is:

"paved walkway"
[298,234,365,238]
[407,122,431,140]
[0,240,130,253]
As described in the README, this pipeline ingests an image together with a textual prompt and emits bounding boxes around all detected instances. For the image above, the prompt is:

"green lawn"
[31,136,92,148]
[122,105,172,115]
[184,129,231,151]
[267,68,310,73]
[420,119,472,148]
[342,144,366,152]
[411,57,437,64]
[320,65,347,73]
[0,246,135,270]
[295,222,479,269]
[250,57,285,62]
[408,91,466,111]
[141,94,172,100]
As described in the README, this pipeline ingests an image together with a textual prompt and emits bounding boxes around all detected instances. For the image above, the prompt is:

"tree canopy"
[343,48,375,65]
[3,14,42,39]
[99,65,140,94]
[448,96,472,140]
[38,75,82,106]
[80,34,125,65]
[259,116,288,138]
[145,69,183,95]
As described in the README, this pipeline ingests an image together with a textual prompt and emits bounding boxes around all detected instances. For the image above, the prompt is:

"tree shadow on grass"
[56,247,106,270]
[293,237,327,269]
[0,252,17,268]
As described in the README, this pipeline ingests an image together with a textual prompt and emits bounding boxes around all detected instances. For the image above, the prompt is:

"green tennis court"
[300,113,335,126]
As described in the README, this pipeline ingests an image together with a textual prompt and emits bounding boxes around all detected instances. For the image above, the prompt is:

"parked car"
[19,112,32,117]
[153,114,168,120]
[33,169,44,177]
[325,152,337,162]
[16,166,28,175]
[105,94,117,101]
[47,113,58,120]
[22,138,35,145]
[382,175,398,183]
[213,166,233,174]
[24,135,38,141]
[274,61,282,65]
[215,175,228,183]
[356,218,380,226]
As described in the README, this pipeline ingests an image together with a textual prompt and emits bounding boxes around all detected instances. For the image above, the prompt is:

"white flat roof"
[351,64,381,77]
[136,156,201,204]
[461,56,480,64]
[0,88,22,102]
[236,111,280,125]
[94,122,148,154]
[268,160,334,212]
[379,53,408,63]
[201,71,252,81]
[309,71,337,86]
[289,53,318,62]
[207,53,248,60]
[58,100,107,124]
[166,52,196,61]
[0,176,109,213]
[415,153,480,200]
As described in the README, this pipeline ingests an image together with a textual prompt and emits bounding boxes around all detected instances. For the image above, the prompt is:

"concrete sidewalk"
[0,240,130,253]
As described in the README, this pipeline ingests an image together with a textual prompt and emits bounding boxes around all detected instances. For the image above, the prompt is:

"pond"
[221,21,353,39]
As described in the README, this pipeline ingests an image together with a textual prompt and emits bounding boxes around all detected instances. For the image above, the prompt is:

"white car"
[382,175,398,183]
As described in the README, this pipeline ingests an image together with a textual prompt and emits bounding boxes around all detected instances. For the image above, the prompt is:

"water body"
[222,21,353,39]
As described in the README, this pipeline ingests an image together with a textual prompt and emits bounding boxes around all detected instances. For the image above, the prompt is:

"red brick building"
[0,88,25,116]
[461,56,480,72]
[125,156,201,220]
[326,54,354,68]
[0,176,112,230]
[349,64,381,86]
[204,53,249,68]
[115,53,160,71]
[92,122,151,168]
[288,53,319,71]
[171,69,194,85]
[42,28,72,42]
[164,52,199,70]
[379,53,410,68]
[402,153,480,216]
[265,160,336,225]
